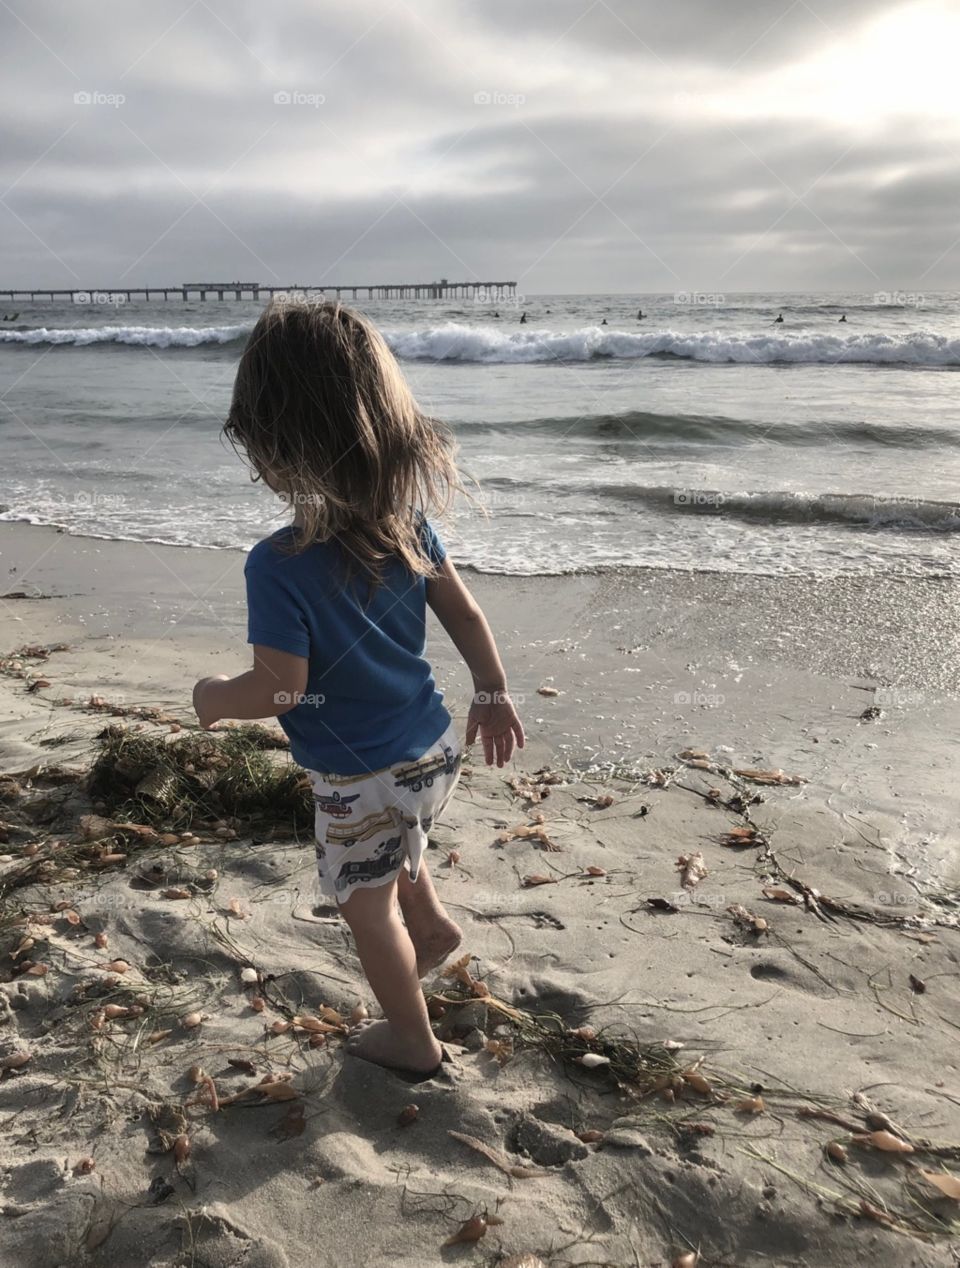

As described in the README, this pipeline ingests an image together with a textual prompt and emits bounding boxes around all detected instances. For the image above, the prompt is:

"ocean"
[1,290,958,577]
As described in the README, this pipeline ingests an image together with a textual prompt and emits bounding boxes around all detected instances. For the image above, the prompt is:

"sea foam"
[384,324,960,367]
[3,322,960,366]
[0,324,251,348]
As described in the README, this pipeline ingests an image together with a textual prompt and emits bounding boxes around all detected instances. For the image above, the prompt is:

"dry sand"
[1,523,958,1267]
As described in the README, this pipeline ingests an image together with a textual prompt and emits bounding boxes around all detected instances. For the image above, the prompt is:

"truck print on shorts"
[334,835,404,893]
[392,744,460,792]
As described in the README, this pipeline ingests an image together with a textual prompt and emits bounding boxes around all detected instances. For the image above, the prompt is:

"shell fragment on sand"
[676,851,707,889]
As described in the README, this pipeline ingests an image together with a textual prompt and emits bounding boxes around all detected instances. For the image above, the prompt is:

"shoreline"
[2,517,958,891]
[2,518,958,678]
[1,514,957,584]
[3,514,959,586]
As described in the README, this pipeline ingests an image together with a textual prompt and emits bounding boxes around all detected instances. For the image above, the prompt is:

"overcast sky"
[1,0,958,292]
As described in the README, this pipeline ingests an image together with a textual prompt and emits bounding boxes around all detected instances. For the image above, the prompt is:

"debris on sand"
[442,1211,502,1247]
[720,825,764,848]
[676,851,707,889]
[727,904,769,935]
[506,769,564,806]
[495,812,562,852]
[449,1129,549,1178]
[87,725,311,830]
[676,750,807,786]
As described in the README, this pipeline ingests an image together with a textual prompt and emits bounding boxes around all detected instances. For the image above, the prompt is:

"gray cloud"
[463,0,897,68]
[0,0,955,290]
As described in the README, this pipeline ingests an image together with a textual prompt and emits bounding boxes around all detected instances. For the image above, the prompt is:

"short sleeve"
[419,516,447,566]
[244,556,311,658]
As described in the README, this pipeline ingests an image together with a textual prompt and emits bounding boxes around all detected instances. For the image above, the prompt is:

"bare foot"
[411,916,463,978]
[346,1018,442,1075]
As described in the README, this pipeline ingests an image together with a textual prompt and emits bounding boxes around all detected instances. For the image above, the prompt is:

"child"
[193,300,524,1081]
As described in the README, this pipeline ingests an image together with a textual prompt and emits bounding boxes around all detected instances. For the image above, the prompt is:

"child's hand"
[193,675,228,730]
[466,689,525,767]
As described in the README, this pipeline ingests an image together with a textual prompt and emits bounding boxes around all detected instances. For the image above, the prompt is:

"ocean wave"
[385,324,960,367]
[584,485,960,530]
[464,409,960,447]
[3,322,960,366]
[0,324,251,348]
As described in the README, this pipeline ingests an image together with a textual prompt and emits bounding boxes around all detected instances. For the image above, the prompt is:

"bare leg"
[397,859,462,977]
[339,879,443,1075]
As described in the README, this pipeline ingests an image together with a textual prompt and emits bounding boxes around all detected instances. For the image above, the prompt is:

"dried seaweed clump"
[87,725,312,830]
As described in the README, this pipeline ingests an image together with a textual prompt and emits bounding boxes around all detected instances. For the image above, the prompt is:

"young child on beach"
[192,300,524,1081]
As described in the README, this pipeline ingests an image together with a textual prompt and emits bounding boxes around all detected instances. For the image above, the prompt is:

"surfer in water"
[519,312,527,324]
[600,318,608,325]
[637,309,644,320]
[774,313,784,324]
[839,314,847,323]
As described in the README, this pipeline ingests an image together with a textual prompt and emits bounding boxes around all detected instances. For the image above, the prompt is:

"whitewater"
[3,321,960,367]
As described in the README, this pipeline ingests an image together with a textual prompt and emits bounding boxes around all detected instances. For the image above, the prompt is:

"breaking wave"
[3,322,960,367]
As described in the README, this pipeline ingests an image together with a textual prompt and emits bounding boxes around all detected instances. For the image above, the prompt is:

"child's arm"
[193,646,308,729]
[426,557,524,767]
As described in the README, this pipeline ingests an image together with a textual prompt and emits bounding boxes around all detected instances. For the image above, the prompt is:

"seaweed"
[86,725,312,831]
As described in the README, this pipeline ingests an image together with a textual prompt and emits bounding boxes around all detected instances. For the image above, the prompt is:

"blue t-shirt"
[244,518,452,775]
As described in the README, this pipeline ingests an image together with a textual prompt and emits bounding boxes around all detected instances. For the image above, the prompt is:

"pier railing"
[0,280,517,303]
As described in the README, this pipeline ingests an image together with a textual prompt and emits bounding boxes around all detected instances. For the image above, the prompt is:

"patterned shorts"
[306,724,462,905]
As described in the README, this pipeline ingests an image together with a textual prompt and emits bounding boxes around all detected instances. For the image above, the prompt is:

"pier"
[0,279,517,303]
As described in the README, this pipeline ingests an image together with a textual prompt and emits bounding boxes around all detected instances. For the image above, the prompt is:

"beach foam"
[385,324,960,367]
[4,322,960,366]
[0,324,251,348]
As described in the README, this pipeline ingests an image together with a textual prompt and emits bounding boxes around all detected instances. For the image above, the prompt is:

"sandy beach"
[0,521,957,1267]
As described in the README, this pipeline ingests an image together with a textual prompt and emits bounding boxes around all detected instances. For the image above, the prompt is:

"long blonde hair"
[224,298,461,579]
